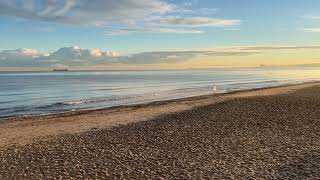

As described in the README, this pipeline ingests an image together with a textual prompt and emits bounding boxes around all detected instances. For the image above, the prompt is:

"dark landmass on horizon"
[1,63,320,73]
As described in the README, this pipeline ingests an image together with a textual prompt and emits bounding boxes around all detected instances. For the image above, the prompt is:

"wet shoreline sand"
[1,82,320,178]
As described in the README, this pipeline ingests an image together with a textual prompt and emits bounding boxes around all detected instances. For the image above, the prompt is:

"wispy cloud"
[117,49,259,64]
[303,28,320,33]
[158,17,240,27]
[300,15,320,33]
[237,45,320,50]
[0,0,241,35]
[0,0,173,25]
[31,27,56,32]
[103,27,204,35]
[301,15,320,20]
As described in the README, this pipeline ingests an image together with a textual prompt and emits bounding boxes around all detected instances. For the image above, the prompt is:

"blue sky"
[0,0,320,70]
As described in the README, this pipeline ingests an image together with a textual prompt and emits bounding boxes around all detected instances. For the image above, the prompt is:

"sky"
[0,0,320,70]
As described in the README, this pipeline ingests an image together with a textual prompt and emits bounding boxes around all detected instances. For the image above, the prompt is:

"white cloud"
[46,46,119,61]
[300,15,320,33]
[303,28,320,33]
[0,48,49,67]
[0,47,119,67]
[0,48,44,60]
[159,17,241,27]
[103,27,204,35]
[237,45,320,50]
[52,0,76,16]
[302,15,320,20]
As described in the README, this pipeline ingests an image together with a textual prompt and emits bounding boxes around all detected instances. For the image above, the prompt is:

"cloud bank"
[47,46,119,61]
[1,45,320,69]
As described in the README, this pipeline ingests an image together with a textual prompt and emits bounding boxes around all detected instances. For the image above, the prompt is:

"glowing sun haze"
[0,0,320,70]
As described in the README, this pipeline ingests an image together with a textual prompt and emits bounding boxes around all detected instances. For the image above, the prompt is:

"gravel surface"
[1,86,320,179]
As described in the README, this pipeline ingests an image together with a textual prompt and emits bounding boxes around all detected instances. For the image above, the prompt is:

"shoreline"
[1,80,317,122]
[0,81,319,148]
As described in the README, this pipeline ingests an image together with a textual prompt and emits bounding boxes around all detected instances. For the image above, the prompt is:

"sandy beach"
[1,82,320,178]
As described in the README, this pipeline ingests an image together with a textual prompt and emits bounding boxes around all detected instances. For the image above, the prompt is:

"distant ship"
[53,69,69,72]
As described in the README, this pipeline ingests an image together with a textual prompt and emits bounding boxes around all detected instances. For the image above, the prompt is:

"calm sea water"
[1,67,320,118]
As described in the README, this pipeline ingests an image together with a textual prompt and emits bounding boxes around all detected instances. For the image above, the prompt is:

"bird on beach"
[213,83,217,95]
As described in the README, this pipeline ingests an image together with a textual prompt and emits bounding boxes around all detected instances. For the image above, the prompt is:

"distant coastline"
[1,65,320,73]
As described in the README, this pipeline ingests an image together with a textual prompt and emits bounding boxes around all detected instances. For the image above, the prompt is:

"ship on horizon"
[52,68,69,72]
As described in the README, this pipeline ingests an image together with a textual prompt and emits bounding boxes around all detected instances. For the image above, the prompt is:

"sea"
[1,67,320,118]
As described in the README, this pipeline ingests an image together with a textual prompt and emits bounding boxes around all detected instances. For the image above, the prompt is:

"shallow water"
[1,67,320,118]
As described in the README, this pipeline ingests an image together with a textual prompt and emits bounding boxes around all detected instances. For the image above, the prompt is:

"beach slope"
[1,83,320,178]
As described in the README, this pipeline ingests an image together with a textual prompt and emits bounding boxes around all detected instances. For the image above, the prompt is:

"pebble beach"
[1,83,320,179]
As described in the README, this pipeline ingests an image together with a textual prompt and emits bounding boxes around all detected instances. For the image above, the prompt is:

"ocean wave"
[38,95,137,109]
[225,80,279,86]
[30,81,282,110]
[0,92,38,97]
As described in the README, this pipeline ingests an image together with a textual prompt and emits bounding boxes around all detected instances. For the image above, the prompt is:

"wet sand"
[1,82,320,178]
